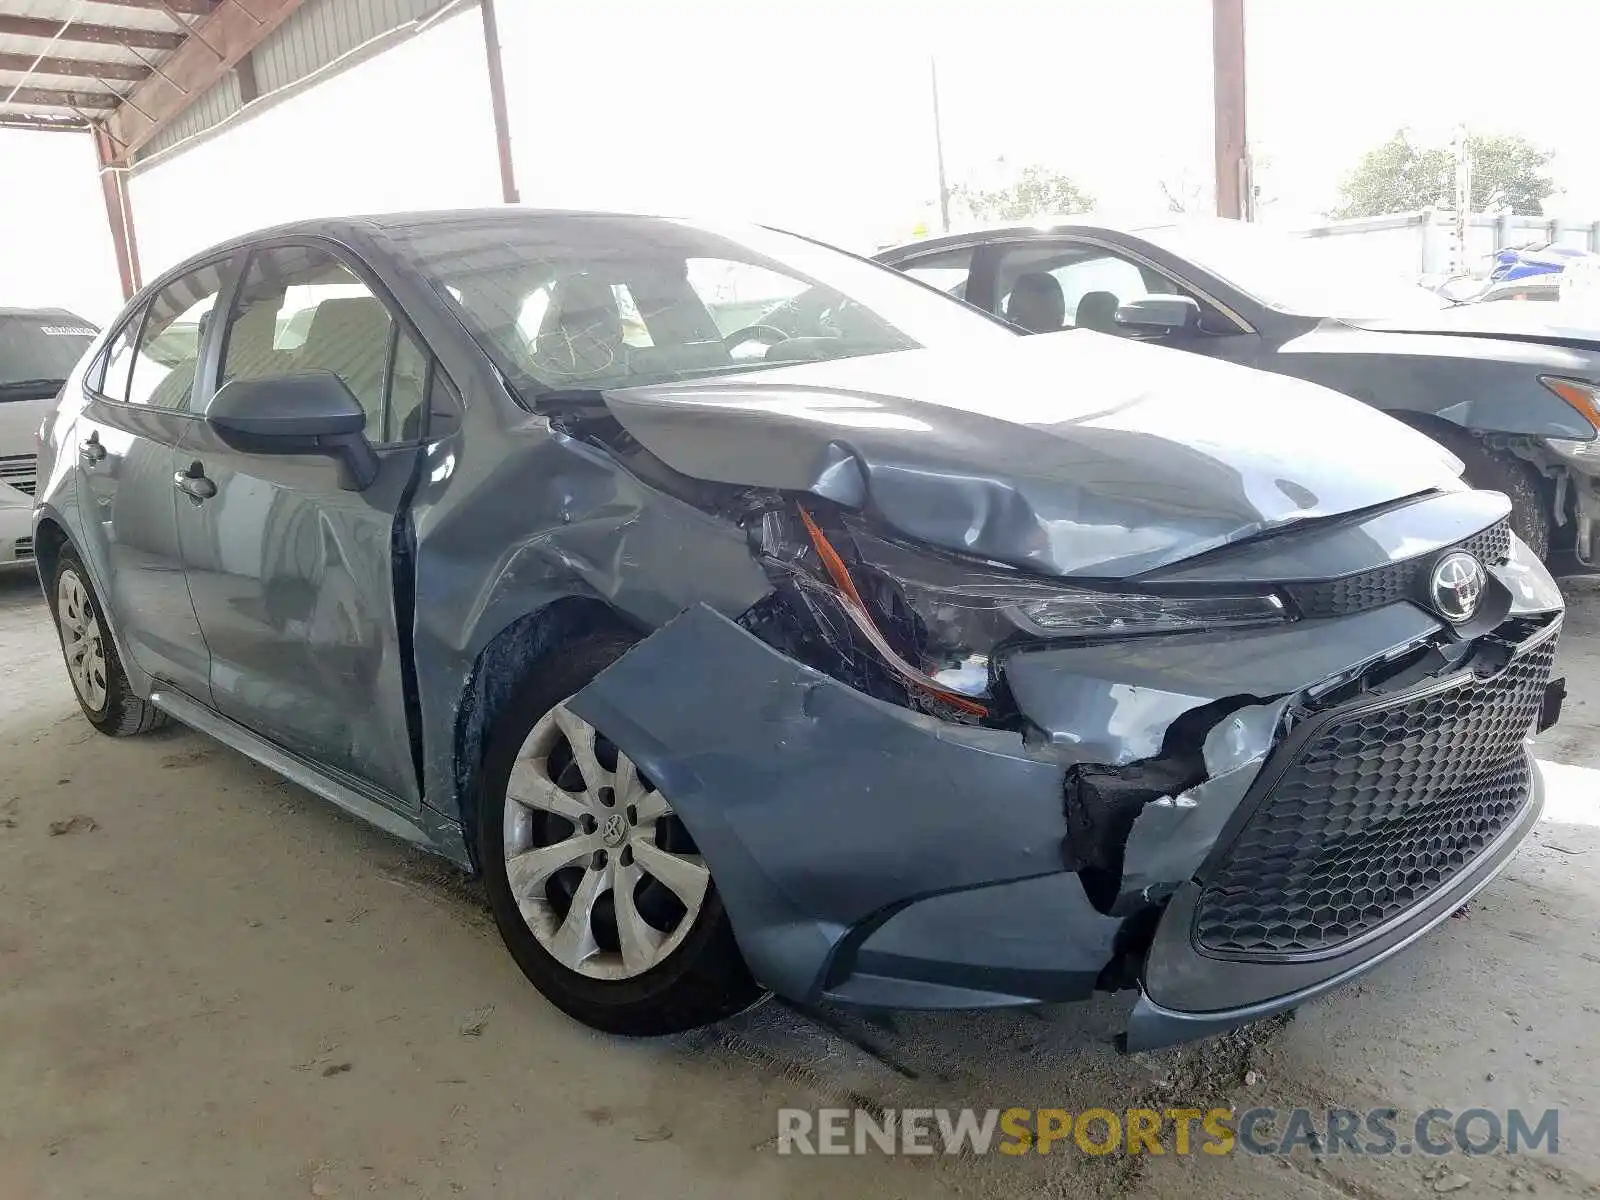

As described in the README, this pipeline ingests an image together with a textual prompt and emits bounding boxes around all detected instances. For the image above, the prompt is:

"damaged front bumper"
[567,519,1564,1048]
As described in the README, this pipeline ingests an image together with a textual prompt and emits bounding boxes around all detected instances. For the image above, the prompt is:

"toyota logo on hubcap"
[1428,551,1486,624]
[601,813,629,847]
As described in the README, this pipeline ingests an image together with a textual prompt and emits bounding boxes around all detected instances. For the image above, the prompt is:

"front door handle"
[80,432,106,465]
[174,461,217,502]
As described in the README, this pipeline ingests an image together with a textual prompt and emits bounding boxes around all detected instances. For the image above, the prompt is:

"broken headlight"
[847,525,1289,699]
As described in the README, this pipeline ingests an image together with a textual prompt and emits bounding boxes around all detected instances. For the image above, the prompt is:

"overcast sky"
[6,0,1600,323]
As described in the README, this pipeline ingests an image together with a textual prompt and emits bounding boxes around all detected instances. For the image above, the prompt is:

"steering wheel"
[723,324,792,354]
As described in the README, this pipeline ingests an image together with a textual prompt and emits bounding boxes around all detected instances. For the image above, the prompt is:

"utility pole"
[1212,0,1248,220]
[930,57,950,233]
[1451,124,1472,275]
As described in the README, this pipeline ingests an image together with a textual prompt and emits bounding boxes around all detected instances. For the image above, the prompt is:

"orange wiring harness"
[797,506,988,717]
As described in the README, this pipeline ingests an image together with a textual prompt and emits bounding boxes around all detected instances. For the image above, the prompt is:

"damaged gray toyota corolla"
[35,211,1566,1050]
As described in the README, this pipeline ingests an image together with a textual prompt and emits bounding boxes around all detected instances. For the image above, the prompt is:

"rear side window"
[222,244,425,444]
[126,261,229,410]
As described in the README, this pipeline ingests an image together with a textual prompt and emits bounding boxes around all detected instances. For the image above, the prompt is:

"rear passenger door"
[173,240,438,812]
[75,258,233,700]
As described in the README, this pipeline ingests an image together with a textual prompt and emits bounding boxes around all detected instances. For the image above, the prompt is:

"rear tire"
[477,631,763,1035]
[1439,430,1551,559]
[49,547,166,736]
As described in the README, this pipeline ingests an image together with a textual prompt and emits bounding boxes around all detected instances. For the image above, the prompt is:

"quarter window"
[895,246,975,299]
[96,305,147,403]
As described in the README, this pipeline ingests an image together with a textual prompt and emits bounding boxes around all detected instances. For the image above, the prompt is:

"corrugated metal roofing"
[2,0,458,158]
[0,0,193,130]
[138,0,456,164]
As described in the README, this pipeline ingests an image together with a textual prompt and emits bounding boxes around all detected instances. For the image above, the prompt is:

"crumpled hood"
[601,331,1466,578]
[1348,303,1600,347]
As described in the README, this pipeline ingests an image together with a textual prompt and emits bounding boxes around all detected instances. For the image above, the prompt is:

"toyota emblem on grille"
[1428,551,1486,623]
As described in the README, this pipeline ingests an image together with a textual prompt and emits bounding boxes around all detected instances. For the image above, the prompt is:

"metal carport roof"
[1,0,517,298]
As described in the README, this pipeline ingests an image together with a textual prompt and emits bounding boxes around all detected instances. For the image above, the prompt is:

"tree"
[951,163,1095,222]
[1159,170,1209,215]
[1331,129,1555,219]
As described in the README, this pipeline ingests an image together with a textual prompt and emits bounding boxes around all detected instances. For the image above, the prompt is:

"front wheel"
[477,632,763,1035]
[1439,431,1552,559]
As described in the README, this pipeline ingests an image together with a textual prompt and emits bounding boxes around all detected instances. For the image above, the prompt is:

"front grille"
[11,536,31,560]
[0,453,36,497]
[1194,626,1555,959]
[1287,518,1511,619]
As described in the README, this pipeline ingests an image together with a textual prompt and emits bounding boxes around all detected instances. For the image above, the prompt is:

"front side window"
[126,261,229,409]
[221,244,423,442]
[387,214,1016,395]
[995,244,1196,334]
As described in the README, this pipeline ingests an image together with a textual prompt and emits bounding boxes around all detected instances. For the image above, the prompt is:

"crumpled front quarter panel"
[566,604,1080,1001]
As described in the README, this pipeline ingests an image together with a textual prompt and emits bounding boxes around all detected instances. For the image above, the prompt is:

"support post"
[93,125,141,300]
[1212,0,1247,220]
[931,57,950,233]
[479,0,519,204]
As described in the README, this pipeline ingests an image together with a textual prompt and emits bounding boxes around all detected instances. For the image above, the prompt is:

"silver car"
[33,211,1566,1049]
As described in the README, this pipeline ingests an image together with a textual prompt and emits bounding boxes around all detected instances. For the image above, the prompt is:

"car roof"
[0,306,89,320]
[877,216,1253,256]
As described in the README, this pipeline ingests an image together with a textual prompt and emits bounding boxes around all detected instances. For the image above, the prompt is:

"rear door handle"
[80,433,106,465]
[174,461,217,502]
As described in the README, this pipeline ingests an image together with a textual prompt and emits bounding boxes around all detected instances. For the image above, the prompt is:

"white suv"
[1,309,96,566]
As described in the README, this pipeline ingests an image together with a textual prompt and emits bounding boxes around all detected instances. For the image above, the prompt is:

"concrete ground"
[1,564,1597,1200]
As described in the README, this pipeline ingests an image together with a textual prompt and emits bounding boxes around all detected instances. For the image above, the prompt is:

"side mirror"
[1115,295,1203,334]
[207,372,379,491]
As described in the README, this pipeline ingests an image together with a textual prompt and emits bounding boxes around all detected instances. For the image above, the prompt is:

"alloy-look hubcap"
[57,571,108,711]
[503,701,710,980]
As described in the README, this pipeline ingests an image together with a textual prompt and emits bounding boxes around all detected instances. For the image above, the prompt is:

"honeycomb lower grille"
[1194,628,1555,959]
[1287,518,1511,619]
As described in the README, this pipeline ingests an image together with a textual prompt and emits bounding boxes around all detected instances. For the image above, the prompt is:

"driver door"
[173,240,432,812]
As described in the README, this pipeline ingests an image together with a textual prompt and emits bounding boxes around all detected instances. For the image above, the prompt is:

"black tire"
[1439,430,1551,559]
[477,630,763,1036]
[48,547,167,736]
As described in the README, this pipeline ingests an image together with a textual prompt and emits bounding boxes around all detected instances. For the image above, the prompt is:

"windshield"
[1138,221,1451,318]
[386,214,1017,394]
[0,312,96,389]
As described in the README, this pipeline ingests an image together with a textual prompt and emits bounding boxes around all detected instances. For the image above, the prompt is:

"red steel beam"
[0,16,187,51]
[103,0,308,165]
[1212,0,1248,220]
[0,52,150,82]
[479,0,519,203]
[4,85,120,109]
[94,125,143,301]
[89,0,217,12]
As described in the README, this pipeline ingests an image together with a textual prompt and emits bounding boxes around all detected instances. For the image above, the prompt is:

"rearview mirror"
[1115,295,1203,334]
[207,372,378,491]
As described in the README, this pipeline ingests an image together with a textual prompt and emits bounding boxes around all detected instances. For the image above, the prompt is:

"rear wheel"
[478,632,763,1035]
[1439,430,1551,559]
[49,548,166,736]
